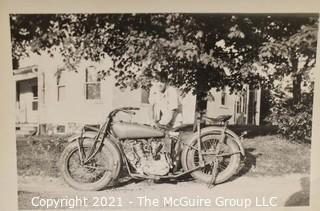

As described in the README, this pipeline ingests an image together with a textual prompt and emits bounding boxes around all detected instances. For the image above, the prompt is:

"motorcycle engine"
[122,138,173,176]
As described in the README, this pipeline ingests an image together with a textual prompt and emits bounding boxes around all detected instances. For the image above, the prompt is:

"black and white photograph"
[3,7,320,210]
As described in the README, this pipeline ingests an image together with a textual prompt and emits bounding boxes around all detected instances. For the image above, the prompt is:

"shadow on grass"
[228,147,262,182]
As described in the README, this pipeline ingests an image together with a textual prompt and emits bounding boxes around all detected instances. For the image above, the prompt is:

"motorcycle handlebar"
[120,107,140,111]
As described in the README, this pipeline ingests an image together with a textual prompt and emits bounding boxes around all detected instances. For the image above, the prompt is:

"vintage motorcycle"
[60,107,245,191]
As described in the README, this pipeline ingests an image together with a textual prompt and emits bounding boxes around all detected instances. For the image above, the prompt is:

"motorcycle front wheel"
[60,139,121,191]
[181,131,241,184]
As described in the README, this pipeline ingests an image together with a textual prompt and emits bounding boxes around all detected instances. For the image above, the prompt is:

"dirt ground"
[18,173,309,209]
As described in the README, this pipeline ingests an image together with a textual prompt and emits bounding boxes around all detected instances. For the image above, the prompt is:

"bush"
[267,93,313,143]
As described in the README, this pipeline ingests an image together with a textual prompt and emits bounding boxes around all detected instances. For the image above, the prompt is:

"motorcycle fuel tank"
[111,122,165,139]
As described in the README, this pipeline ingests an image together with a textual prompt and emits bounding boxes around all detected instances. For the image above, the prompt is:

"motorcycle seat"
[202,115,232,125]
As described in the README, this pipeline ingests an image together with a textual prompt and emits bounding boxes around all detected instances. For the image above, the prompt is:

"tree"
[10,13,318,130]
[259,21,318,103]
[258,17,318,141]
[10,14,267,90]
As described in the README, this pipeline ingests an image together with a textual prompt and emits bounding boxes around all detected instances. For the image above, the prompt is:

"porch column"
[255,88,261,126]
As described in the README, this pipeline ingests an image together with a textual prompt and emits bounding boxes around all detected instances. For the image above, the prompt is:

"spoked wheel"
[60,139,121,191]
[181,132,241,184]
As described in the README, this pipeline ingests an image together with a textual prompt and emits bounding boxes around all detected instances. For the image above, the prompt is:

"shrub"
[267,93,313,143]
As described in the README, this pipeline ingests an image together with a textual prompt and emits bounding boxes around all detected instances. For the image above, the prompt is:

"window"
[32,85,38,111]
[85,66,101,100]
[57,69,66,102]
[243,92,247,114]
[236,99,241,113]
[221,87,227,106]
[236,90,247,114]
[16,82,20,101]
[57,86,66,101]
[32,101,38,111]
[32,85,38,98]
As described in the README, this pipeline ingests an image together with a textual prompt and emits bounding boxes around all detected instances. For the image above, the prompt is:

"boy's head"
[155,71,168,92]
[157,81,167,93]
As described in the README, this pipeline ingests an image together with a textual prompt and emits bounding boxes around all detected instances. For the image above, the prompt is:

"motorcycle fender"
[190,126,245,156]
[67,131,122,156]
[67,131,123,163]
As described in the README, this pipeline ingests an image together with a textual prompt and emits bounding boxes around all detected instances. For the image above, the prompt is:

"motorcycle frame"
[75,107,242,180]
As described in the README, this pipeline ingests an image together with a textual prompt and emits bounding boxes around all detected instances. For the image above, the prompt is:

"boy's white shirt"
[149,85,181,126]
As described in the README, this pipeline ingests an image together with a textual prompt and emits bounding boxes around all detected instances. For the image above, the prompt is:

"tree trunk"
[193,90,208,131]
[291,57,302,104]
[193,70,209,131]
[292,74,302,103]
[195,91,208,115]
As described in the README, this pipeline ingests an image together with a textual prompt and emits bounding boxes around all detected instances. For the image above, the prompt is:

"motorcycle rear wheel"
[181,132,241,184]
[60,139,121,191]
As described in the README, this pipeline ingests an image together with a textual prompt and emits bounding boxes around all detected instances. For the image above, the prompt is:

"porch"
[14,65,39,135]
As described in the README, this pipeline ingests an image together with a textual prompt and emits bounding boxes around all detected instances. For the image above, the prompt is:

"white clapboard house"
[14,52,261,135]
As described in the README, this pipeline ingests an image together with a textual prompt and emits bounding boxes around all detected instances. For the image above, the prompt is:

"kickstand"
[208,158,219,188]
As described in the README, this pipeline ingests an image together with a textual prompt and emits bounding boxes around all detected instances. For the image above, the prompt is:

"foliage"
[10,13,280,94]
[258,20,318,142]
[259,21,318,103]
[267,91,313,142]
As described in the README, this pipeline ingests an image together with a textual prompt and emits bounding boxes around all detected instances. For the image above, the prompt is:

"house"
[14,53,261,135]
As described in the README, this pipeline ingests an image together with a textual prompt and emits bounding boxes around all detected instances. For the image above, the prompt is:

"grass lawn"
[16,133,310,178]
[239,136,310,176]
[16,135,68,177]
